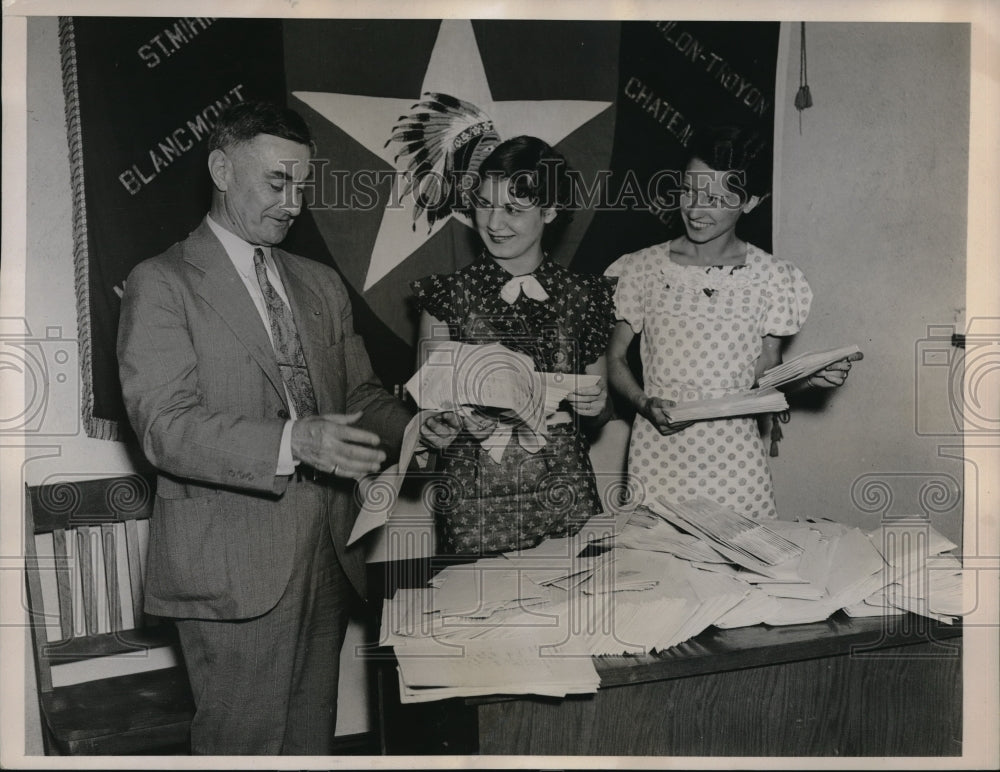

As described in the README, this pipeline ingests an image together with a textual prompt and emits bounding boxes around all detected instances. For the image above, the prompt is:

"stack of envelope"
[394,634,601,703]
[757,344,862,390]
[662,388,788,424]
[660,343,862,423]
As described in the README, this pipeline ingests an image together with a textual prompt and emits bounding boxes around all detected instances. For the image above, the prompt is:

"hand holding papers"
[406,341,599,462]
[406,341,542,421]
[353,343,601,544]
[661,388,789,423]
[657,344,862,423]
[757,344,862,390]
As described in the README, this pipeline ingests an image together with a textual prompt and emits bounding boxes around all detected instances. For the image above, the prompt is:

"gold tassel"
[795,22,813,134]
[770,410,790,457]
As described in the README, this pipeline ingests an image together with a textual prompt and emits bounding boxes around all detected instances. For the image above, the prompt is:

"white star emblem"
[293,19,611,291]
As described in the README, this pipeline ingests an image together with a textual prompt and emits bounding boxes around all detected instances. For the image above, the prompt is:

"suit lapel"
[184,222,287,404]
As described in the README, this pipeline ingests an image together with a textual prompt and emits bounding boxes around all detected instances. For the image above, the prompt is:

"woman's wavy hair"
[685,123,772,202]
[472,135,575,252]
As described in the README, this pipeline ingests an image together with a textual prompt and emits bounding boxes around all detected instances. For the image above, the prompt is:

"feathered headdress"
[386,92,501,231]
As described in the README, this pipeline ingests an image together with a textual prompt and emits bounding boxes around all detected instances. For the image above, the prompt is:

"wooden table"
[367,560,963,757]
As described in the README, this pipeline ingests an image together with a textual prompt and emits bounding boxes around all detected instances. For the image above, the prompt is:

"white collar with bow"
[499,273,549,304]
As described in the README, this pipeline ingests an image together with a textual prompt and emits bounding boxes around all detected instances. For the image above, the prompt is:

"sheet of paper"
[405,342,547,434]
[540,371,601,414]
[713,586,785,629]
[651,496,803,571]
[606,510,729,563]
[426,565,548,617]
[347,410,431,546]
[823,527,885,599]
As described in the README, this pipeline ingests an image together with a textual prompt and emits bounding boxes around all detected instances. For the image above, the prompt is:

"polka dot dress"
[605,241,812,520]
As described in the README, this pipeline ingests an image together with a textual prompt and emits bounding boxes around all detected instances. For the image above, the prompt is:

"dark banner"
[62,16,286,439]
[62,17,777,440]
[573,20,780,275]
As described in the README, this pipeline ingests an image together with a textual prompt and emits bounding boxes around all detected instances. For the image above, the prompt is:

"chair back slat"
[27,476,154,532]
[76,529,98,637]
[125,518,145,629]
[51,528,73,641]
[24,507,54,694]
[101,524,122,633]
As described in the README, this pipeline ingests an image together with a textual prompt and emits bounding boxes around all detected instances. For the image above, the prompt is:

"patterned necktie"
[253,248,317,418]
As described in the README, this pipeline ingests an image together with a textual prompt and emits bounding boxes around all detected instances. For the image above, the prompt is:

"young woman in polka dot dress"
[414,136,617,555]
[606,125,860,520]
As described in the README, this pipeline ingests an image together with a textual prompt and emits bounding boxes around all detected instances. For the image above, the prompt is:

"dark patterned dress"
[411,257,616,555]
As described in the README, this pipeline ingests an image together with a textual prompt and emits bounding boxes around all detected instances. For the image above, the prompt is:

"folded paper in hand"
[757,344,862,390]
[351,343,600,545]
[660,344,860,423]
[405,341,599,460]
[662,388,788,423]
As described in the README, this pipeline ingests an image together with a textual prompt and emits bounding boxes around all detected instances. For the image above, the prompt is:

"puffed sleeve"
[762,259,813,336]
[603,252,646,334]
[410,273,456,325]
[578,274,618,367]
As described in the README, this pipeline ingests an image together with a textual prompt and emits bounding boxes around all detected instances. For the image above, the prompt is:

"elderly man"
[117,100,411,754]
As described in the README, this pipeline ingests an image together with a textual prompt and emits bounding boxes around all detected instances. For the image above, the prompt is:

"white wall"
[770,22,968,545]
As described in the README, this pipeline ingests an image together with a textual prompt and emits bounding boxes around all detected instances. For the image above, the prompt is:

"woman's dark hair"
[474,135,575,252]
[208,100,313,153]
[685,123,772,201]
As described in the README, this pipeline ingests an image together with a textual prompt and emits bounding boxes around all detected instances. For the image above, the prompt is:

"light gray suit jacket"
[117,219,411,620]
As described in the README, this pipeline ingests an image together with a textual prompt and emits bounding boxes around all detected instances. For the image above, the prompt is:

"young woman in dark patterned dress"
[412,136,616,555]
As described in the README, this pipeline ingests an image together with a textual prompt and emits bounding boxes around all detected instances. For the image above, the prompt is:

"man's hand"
[564,378,607,417]
[291,412,386,479]
[807,351,864,388]
[640,395,694,436]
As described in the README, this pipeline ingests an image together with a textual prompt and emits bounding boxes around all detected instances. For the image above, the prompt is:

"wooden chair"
[24,474,194,755]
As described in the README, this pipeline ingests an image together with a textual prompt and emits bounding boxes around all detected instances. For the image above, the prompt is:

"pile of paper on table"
[609,495,965,628]
[385,515,754,702]
[384,495,964,702]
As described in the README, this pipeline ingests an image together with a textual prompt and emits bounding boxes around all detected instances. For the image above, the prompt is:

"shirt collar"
[206,214,272,279]
[477,253,557,287]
